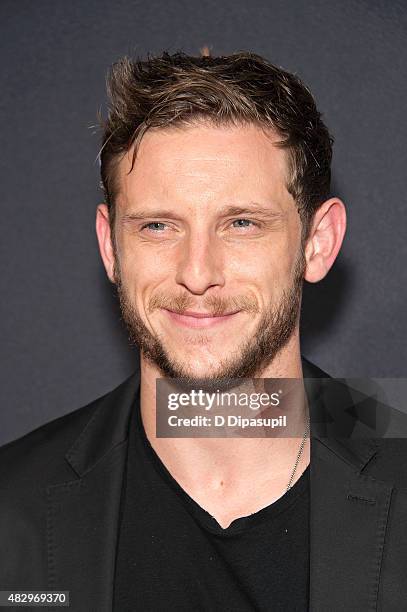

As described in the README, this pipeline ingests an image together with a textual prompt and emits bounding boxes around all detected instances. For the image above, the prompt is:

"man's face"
[111,122,305,381]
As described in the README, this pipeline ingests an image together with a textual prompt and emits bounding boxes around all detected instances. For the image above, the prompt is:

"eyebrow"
[219,204,283,218]
[120,203,283,223]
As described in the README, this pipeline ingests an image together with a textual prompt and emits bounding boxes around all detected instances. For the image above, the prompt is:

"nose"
[175,230,225,295]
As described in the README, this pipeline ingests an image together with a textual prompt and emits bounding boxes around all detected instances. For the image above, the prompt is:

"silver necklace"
[286,415,310,492]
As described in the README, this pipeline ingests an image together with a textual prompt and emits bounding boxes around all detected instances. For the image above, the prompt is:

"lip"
[163,309,241,328]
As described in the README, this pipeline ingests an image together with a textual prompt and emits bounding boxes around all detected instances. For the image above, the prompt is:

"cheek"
[119,246,177,308]
[276,219,303,276]
[226,239,294,282]
[121,232,179,273]
[120,237,170,275]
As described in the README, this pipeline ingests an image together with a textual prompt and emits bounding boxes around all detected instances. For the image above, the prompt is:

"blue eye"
[232,219,254,228]
[143,222,167,231]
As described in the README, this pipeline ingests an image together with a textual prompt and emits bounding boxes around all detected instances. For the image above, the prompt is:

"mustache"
[147,292,260,316]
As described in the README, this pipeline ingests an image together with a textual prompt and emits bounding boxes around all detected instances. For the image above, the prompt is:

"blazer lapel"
[303,358,394,611]
[309,434,393,611]
[46,370,140,612]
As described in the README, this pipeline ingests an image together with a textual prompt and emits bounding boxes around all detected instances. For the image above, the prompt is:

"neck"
[137,332,310,528]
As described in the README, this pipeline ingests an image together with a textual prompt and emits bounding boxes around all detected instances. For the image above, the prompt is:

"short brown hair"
[99,50,333,241]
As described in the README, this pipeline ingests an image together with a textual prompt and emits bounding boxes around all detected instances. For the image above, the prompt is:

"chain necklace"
[286,415,310,492]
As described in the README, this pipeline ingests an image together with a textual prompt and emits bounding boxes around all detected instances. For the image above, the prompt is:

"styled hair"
[99,50,333,241]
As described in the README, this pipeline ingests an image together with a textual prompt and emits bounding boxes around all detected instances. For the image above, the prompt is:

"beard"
[113,249,305,386]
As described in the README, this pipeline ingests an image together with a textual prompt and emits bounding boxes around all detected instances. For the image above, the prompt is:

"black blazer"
[1,358,407,611]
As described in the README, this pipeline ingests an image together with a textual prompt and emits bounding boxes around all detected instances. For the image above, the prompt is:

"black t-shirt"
[113,392,310,611]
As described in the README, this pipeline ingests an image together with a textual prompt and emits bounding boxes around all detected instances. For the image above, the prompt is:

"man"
[0,50,406,612]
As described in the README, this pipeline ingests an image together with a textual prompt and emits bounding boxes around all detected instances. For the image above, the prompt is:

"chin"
[172,354,226,380]
[181,361,221,379]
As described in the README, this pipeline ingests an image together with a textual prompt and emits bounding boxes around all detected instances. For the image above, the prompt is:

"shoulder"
[0,373,135,492]
[302,356,407,486]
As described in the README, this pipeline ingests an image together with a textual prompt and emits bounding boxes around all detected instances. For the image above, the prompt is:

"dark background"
[1,0,406,446]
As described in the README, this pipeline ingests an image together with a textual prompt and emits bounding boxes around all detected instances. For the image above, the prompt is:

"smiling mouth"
[163,309,241,328]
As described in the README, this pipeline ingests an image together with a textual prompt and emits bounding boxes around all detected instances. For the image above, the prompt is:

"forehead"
[115,122,292,209]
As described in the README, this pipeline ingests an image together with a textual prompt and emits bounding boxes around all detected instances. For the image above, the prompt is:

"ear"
[304,197,347,283]
[95,203,116,283]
